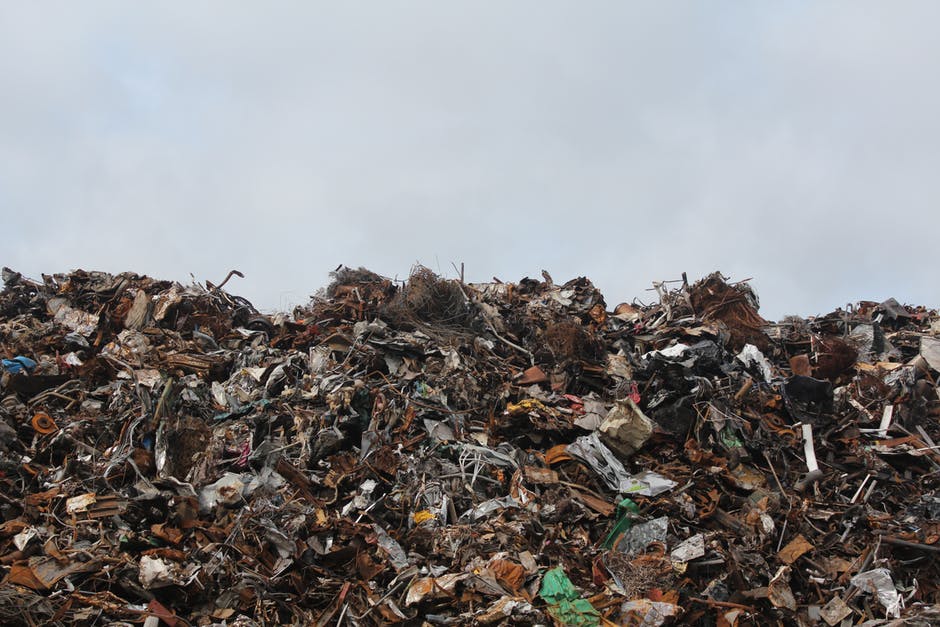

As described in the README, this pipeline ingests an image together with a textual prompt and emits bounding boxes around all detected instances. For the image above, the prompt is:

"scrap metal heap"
[2,265,940,625]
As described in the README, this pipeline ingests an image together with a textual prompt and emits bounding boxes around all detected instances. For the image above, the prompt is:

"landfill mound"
[1,266,940,626]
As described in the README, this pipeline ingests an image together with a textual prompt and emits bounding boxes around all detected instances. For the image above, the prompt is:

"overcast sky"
[2,3,939,320]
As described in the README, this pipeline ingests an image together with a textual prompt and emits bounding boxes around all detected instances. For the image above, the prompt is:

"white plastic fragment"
[138,556,172,588]
[802,424,819,473]
[62,352,84,367]
[198,473,246,512]
[851,568,901,618]
[567,433,676,496]
[878,405,894,438]
[211,381,228,407]
[629,470,679,497]
[440,348,461,373]
[138,555,200,589]
[736,344,773,383]
[643,343,690,359]
[341,479,378,515]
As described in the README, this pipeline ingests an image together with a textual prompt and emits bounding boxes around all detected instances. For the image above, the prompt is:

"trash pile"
[2,264,940,626]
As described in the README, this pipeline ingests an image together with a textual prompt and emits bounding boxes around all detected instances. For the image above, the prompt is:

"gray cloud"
[2,2,939,319]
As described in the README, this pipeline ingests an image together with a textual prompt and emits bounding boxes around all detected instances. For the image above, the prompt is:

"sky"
[2,3,939,320]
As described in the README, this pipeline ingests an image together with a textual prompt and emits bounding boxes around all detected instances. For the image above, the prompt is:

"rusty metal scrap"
[1,265,940,625]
